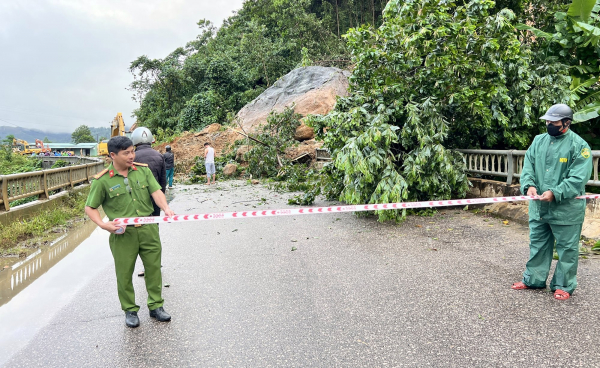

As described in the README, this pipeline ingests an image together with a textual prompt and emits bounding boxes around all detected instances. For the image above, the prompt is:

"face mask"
[547,123,563,136]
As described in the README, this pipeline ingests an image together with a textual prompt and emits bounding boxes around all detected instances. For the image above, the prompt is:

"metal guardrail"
[36,156,100,169]
[457,149,600,186]
[0,159,104,212]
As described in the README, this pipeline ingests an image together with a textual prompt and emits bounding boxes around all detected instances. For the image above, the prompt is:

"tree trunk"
[335,0,340,37]
[349,0,352,29]
[372,0,375,25]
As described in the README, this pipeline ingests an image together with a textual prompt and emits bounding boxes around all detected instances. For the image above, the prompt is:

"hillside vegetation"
[129,0,387,140]
[130,0,600,221]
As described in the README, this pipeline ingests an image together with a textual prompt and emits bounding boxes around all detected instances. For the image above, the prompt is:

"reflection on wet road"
[0,221,112,366]
[0,190,175,366]
[0,220,98,308]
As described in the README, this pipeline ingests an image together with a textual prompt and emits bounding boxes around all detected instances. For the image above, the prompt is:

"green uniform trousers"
[522,220,582,294]
[109,224,164,312]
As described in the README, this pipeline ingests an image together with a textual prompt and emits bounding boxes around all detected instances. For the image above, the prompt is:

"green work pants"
[109,224,164,312]
[522,220,582,294]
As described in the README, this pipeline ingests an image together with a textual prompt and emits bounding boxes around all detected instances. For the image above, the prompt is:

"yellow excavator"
[11,138,51,155]
[12,138,30,154]
[97,113,126,156]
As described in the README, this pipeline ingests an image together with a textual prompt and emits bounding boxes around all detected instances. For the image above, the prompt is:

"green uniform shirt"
[520,130,592,225]
[85,163,162,221]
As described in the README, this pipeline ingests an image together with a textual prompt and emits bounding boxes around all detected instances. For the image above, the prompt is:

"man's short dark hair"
[108,136,134,154]
[204,142,210,146]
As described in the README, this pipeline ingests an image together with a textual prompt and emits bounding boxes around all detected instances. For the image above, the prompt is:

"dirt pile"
[157,66,350,176]
[154,124,242,176]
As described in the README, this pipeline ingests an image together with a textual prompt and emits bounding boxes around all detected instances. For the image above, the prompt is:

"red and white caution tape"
[113,194,600,226]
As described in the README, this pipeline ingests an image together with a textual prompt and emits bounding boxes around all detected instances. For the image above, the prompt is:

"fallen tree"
[307,0,571,221]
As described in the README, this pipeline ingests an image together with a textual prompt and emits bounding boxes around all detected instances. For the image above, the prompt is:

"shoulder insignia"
[581,147,591,159]
[133,162,148,167]
[93,169,109,180]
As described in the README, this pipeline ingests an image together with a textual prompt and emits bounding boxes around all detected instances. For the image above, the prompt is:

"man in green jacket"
[512,104,592,300]
[85,136,175,327]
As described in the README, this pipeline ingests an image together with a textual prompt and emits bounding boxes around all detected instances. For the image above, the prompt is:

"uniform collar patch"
[109,170,115,178]
[131,165,137,171]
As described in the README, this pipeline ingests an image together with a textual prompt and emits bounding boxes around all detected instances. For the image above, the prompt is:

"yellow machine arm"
[98,112,127,156]
[110,113,126,138]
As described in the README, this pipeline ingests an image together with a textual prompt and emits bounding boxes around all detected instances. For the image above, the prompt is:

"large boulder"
[236,66,350,133]
[294,124,315,141]
[223,163,238,176]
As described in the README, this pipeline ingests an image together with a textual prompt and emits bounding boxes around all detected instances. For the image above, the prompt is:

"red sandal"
[554,289,570,300]
[511,282,529,290]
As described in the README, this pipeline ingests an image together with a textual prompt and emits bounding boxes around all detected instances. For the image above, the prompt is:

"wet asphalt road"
[5,180,600,367]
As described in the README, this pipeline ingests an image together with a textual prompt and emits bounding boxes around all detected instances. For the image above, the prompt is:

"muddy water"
[0,220,111,366]
[0,220,98,307]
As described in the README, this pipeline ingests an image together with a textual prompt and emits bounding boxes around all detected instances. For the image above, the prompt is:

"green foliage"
[2,134,16,162]
[0,151,42,174]
[307,0,571,222]
[129,0,386,133]
[230,106,323,204]
[0,188,89,252]
[301,47,312,67]
[178,90,226,131]
[42,137,51,143]
[153,127,179,145]
[244,106,302,178]
[516,0,600,147]
[280,165,321,205]
[50,160,69,169]
[71,125,96,144]
[567,0,597,20]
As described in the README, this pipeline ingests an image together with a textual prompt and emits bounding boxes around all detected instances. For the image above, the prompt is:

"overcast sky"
[0,0,245,133]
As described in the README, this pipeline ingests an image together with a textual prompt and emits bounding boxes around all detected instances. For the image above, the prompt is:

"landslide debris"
[155,66,350,177]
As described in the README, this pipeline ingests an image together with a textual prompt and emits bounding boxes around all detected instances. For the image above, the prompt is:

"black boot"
[149,307,171,322]
[125,311,140,328]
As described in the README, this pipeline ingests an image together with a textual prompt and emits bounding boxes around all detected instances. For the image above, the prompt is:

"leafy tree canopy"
[2,134,15,145]
[71,125,96,144]
[517,0,600,148]
[129,0,386,133]
[307,0,571,222]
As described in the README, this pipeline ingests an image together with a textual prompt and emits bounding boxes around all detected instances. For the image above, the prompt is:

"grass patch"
[0,187,90,255]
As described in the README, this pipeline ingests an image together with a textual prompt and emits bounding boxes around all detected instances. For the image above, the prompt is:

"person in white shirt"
[203,142,216,185]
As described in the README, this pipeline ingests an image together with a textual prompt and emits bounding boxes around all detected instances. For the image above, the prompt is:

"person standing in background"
[163,145,175,189]
[131,127,167,278]
[204,142,216,185]
[131,127,167,216]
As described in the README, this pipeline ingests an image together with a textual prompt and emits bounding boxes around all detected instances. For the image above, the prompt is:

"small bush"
[0,188,89,252]
[50,160,69,169]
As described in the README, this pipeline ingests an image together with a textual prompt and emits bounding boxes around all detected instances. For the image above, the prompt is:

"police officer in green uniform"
[85,136,175,327]
[512,104,592,300]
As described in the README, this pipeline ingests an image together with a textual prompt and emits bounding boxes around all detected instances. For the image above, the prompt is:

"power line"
[0,106,110,124]
[0,118,18,127]
[0,115,108,130]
